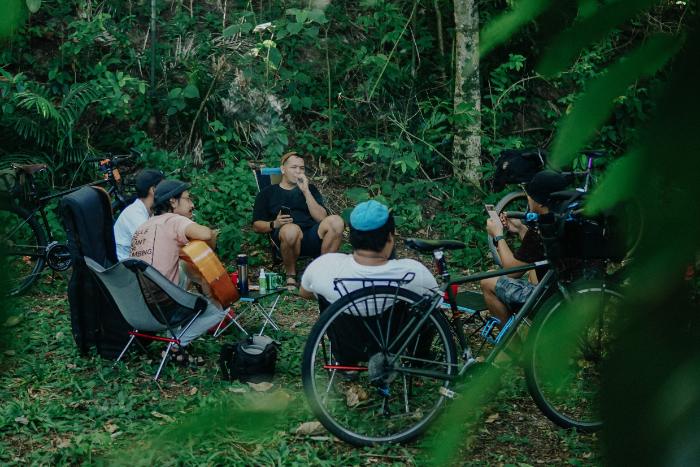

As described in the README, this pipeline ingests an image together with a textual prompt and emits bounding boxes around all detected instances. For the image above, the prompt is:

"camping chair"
[85,256,209,381]
[252,166,284,264]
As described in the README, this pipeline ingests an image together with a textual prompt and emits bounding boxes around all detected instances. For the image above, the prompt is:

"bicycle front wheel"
[0,204,48,296]
[302,286,457,446]
[525,280,624,431]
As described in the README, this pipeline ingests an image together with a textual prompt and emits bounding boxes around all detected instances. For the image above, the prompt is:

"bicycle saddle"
[12,163,47,175]
[404,238,466,253]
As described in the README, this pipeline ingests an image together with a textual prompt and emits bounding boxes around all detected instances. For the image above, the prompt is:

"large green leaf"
[549,33,684,167]
[537,0,661,77]
[480,0,552,58]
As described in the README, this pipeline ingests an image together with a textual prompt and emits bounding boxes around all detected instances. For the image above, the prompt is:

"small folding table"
[212,287,286,337]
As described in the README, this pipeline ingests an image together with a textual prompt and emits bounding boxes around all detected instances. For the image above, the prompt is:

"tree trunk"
[453,0,481,185]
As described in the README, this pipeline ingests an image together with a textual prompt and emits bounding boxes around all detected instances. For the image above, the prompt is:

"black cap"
[525,170,568,206]
[134,169,164,198]
[154,179,190,206]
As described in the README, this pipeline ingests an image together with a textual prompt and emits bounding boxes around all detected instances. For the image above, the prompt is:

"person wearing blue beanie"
[299,200,438,304]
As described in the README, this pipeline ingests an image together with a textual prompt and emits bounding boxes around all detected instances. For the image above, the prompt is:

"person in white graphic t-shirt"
[300,200,438,305]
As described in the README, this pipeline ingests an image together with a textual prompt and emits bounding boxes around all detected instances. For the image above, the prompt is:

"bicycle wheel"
[488,191,528,267]
[524,280,624,431]
[302,286,457,446]
[0,203,48,296]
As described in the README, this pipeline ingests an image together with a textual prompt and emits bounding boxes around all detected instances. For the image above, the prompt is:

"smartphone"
[280,205,292,217]
[484,204,501,224]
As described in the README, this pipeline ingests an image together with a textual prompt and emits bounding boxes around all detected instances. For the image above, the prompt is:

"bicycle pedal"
[480,317,501,344]
[494,315,516,344]
[439,386,457,399]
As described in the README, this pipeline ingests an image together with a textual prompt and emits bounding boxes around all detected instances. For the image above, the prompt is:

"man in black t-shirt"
[252,152,344,287]
[480,170,568,327]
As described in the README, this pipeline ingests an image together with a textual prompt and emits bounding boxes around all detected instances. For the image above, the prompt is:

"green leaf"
[308,9,328,24]
[26,0,41,13]
[223,23,252,36]
[183,84,200,99]
[480,0,552,58]
[584,151,641,215]
[537,0,660,77]
[286,22,303,35]
[345,187,369,202]
[549,33,684,167]
[168,87,182,98]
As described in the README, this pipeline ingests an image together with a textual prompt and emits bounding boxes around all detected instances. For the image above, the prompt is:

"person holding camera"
[252,151,344,288]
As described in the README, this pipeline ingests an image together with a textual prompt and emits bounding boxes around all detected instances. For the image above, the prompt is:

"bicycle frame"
[377,259,560,382]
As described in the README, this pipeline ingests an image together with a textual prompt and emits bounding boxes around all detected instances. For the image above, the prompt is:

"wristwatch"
[269,220,275,231]
[493,235,505,246]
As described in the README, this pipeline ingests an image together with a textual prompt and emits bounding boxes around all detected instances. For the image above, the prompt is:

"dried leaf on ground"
[485,413,500,424]
[14,416,29,425]
[345,384,368,407]
[228,386,247,393]
[294,421,324,435]
[189,387,198,395]
[248,381,274,392]
[151,411,175,422]
[104,421,119,433]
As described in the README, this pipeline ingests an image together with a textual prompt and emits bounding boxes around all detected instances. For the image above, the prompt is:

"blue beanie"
[350,200,390,231]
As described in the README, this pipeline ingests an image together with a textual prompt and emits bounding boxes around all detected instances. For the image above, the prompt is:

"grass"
[0,273,601,466]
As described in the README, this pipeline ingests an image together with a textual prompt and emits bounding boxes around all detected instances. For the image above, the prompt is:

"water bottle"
[237,254,248,294]
[259,267,267,293]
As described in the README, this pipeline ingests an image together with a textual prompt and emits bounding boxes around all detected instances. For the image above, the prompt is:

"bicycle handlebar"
[84,149,141,165]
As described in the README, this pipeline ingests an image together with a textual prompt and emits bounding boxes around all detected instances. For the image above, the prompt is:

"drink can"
[236,254,248,294]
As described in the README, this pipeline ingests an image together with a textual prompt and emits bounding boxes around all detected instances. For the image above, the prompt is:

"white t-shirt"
[301,253,439,306]
[113,198,149,261]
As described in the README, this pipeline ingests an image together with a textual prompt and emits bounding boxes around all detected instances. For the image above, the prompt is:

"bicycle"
[488,149,642,267]
[301,191,625,446]
[0,151,139,296]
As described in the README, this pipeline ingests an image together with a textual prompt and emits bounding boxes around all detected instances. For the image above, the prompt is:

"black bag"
[492,148,547,191]
[219,335,279,383]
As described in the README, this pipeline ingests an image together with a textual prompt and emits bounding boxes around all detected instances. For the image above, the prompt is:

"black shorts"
[271,222,322,258]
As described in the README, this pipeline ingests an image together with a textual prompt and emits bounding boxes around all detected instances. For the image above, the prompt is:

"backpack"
[492,148,547,191]
[219,335,280,383]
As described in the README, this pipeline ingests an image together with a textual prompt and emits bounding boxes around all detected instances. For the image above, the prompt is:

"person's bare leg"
[279,224,302,278]
[480,277,510,326]
[317,215,344,254]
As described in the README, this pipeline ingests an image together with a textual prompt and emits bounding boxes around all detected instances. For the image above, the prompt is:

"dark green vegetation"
[2,0,699,465]
[0,276,600,465]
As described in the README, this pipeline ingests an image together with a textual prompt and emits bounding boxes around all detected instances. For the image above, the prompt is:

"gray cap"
[154,179,190,206]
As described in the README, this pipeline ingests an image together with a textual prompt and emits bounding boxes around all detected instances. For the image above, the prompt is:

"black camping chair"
[252,166,284,263]
[60,186,132,358]
[85,257,209,380]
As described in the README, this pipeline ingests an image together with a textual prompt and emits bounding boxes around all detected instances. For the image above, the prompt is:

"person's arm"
[298,286,315,299]
[486,218,528,275]
[185,223,218,249]
[297,176,327,222]
[253,210,294,233]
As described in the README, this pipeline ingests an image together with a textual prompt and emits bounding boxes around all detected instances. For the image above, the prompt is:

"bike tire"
[302,286,457,446]
[488,191,528,267]
[0,203,48,296]
[524,280,624,431]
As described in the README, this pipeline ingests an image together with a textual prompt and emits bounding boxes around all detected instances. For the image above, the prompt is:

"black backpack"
[219,335,280,383]
[492,148,547,191]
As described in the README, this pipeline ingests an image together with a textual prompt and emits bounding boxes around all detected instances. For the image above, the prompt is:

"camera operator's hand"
[486,218,504,237]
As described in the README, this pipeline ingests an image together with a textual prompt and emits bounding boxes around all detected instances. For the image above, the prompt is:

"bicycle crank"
[46,241,72,271]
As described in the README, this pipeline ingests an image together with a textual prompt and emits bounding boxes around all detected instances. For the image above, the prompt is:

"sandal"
[285,275,298,289]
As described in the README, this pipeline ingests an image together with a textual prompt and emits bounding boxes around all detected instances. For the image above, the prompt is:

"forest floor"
[0,266,601,466]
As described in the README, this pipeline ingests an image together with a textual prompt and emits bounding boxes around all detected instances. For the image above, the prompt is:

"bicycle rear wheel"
[302,286,457,446]
[0,204,48,296]
[524,280,624,431]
